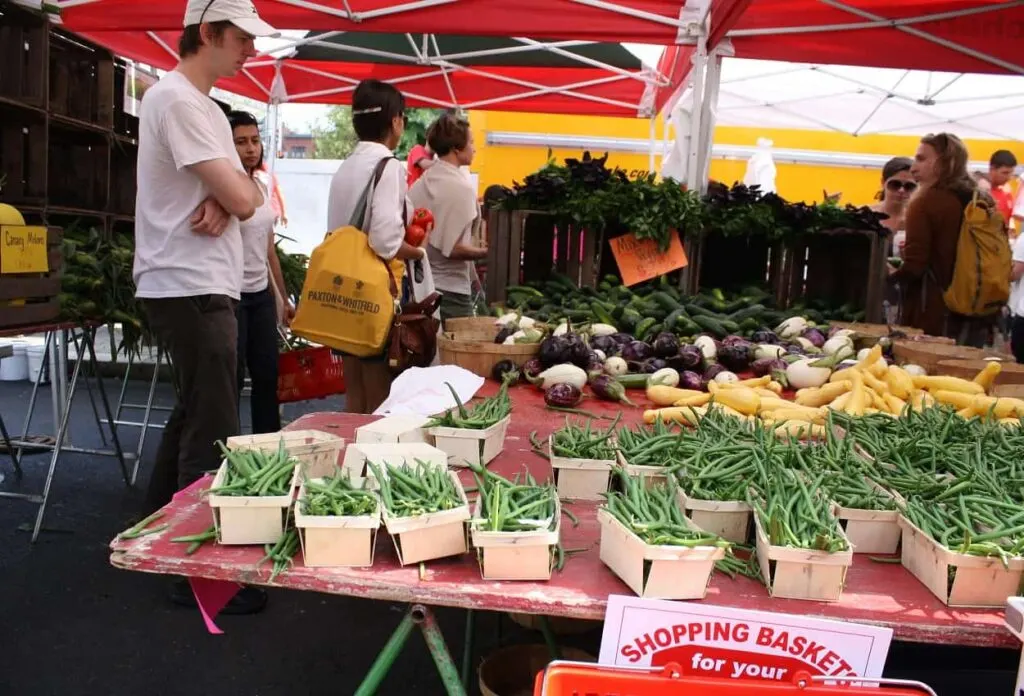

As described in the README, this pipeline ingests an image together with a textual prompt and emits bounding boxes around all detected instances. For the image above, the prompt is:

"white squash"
[694,336,717,360]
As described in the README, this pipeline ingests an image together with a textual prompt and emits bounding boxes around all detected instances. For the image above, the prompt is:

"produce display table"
[107,385,1016,692]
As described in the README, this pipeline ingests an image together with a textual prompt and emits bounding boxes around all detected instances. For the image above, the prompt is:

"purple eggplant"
[589,335,618,356]
[703,362,725,382]
[586,352,605,373]
[751,357,787,378]
[676,345,705,371]
[651,332,680,358]
[544,383,583,409]
[645,358,668,372]
[801,327,827,349]
[750,329,780,345]
[521,358,544,380]
[590,374,635,406]
[679,370,703,391]
[611,332,635,345]
[494,327,515,344]
[621,340,653,362]
[539,335,573,367]
[717,343,754,372]
[491,359,519,383]
[568,335,592,369]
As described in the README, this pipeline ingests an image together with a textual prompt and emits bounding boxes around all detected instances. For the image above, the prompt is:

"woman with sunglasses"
[874,157,915,323]
[891,132,992,345]
[228,110,293,433]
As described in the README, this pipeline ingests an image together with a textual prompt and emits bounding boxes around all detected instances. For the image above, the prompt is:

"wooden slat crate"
[48,29,115,129]
[109,141,137,216]
[694,231,786,298]
[484,208,600,303]
[48,128,109,211]
[0,225,62,328]
[0,109,47,206]
[782,228,887,323]
[0,3,48,108]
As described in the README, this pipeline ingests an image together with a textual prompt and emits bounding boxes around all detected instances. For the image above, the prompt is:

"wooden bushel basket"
[437,331,539,379]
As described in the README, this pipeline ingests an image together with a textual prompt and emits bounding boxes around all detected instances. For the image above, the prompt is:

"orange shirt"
[993,185,1014,227]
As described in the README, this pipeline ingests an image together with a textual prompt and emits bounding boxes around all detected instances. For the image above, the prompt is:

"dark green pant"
[440,292,476,322]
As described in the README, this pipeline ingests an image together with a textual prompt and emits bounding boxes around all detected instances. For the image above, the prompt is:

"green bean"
[117,511,165,539]
[427,374,515,430]
[300,470,377,517]
[469,462,557,533]
[205,439,297,497]
[370,460,464,518]
[551,415,619,461]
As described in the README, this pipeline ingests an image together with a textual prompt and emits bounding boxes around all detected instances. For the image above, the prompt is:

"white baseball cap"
[183,0,279,38]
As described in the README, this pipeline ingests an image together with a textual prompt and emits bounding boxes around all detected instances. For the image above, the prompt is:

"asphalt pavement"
[0,375,1017,695]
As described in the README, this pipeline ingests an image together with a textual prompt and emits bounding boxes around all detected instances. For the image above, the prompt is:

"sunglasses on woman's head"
[886,180,917,193]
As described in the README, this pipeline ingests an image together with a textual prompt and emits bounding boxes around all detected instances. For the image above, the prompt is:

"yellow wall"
[469,111,1022,207]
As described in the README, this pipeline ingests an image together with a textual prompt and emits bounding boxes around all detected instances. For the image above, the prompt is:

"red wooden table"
[109,384,1015,652]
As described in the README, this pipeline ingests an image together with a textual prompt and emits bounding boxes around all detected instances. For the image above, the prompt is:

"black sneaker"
[168,578,268,615]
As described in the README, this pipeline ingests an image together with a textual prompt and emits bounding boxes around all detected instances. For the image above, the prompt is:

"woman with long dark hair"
[890,132,991,344]
[228,110,293,432]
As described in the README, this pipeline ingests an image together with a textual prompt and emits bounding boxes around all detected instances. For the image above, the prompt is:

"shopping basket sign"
[599,596,892,684]
[533,662,938,696]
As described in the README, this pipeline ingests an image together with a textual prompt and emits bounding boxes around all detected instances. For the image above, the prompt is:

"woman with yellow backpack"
[890,133,1010,347]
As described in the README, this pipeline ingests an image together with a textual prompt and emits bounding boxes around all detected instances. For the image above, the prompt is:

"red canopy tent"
[60,0,755,116]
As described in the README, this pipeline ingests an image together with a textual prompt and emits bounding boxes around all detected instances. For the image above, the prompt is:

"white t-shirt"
[1010,234,1024,317]
[133,70,245,300]
[240,179,275,294]
[326,141,407,259]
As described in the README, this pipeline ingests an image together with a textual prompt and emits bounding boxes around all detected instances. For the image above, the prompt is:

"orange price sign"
[608,230,688,287]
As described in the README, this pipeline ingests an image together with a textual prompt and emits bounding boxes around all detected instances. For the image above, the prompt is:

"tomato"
[405,223,428,247]
[412,208,434,232]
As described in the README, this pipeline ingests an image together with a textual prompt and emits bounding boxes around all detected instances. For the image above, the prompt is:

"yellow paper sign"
[609,230,688,287]
[1,225,49,275]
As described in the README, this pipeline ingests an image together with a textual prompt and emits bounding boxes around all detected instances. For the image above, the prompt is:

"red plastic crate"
[277,345,345,403]
[533,662,936,696]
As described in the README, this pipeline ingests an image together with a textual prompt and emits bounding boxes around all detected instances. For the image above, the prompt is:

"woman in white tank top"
[229,111,294,433]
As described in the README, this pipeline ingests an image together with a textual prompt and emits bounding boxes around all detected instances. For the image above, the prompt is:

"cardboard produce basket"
[597,508,724,600]
[898,515,1024,608]
[226,429,344,479]
[470,495,561,581]
[615,451,671,488]
[549,436,614,501]
[754,514,853,602]
[678,489,753,544]
[342,442,448,479]
[428,415,510,468]
[354,415,431,445]
[207,460,299,545]
[294,479,380,568]
[832,477,903,555]
[380,469,471,565]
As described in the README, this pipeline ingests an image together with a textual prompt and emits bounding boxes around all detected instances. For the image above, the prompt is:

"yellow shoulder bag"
[291,158,405,356]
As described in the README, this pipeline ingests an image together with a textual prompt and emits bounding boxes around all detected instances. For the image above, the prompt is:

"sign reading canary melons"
[1,225,48,274]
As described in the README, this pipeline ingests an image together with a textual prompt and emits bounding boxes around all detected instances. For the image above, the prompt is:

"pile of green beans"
[369,460,464,518]
[473,466,558,533]
[615,419,687,469]
[603,471,729,549]
[206,440,297,497]
[260,528,299,582]
[301,471,378,517]
[785,426,895,512]
[751,469,849,553]
[551,414,620,461]
[428,376,514,430]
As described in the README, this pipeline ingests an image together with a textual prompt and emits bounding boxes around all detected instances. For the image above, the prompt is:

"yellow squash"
[911,375,984,395]
[973,361,1002,393]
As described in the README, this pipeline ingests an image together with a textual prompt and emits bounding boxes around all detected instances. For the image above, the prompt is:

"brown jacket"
[892,186,968,336]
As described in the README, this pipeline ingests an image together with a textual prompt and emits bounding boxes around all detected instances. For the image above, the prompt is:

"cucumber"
[634,317,657,339]
[641,322,663,341]
[620,309,641,332]
[615,373,651,389]
[663,308,689,332]
[739,317,760,332]
[591,301,615,326]
[677,318,701,336]
[650,291,681,313]
[506,285,544,298]
[685,303,722,319]
[719,319,741,334]
[728,304,766,322]
[692,315,727,337]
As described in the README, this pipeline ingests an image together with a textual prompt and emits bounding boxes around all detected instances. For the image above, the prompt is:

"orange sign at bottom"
[609,230,688,286]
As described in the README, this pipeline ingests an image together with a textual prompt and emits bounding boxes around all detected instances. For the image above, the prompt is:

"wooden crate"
[470,495,560,581]
[0,3,48,108]
[0,225,61,328]
[47,127,109,210]
[207,459,299,545]
[294,479,380,568]
[782,229,887,323]
[754,513,853,602]
[48,29,115,129]
[0,109,47,206]
[484,208,600,303]
[694,231,786,298]
[597,508,724,599]
[112,59,140,139]
[109,140,137,216]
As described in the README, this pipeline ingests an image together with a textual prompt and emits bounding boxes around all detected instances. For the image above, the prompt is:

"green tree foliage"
[312,105,444,160]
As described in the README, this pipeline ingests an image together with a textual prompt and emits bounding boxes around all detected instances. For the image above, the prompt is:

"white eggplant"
[776,316,809,339]
[518,316,537,331]
[603,356,628,376]
[649,368,680,388]
[786,358,832,389]
[856,348,872,362]
[589,323,618,337]
[795,337,818,352]
[533,364,588,390]
[593,349,607,362]
[754,344,786,361]
[495,312,519,329]
[713,371,739,384]
[694,336,717,360]
[832,329,855,339]
[902,364,927,376]
[822,335,854,357]
[552,322,569,337]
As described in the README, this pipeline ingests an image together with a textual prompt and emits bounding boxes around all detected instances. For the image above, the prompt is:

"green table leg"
[354,604,467,696]
[461,609,475,690]
[538,615,562,661]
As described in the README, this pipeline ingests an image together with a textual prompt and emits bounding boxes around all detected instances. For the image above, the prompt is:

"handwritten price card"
[609,230,687,286]
[1,226,49,274]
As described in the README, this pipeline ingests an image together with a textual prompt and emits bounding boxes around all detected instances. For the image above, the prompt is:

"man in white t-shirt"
[133,0,275,610]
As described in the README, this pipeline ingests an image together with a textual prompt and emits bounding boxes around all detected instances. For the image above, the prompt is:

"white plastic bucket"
[0,341,29,381]
[26,343,48,384]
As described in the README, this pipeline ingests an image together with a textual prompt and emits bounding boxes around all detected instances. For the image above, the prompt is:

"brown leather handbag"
[386,286,441,373]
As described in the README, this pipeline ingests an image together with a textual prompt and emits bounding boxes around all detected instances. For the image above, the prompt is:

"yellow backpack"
[942,191,1011,317]
[291,158,405,357]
